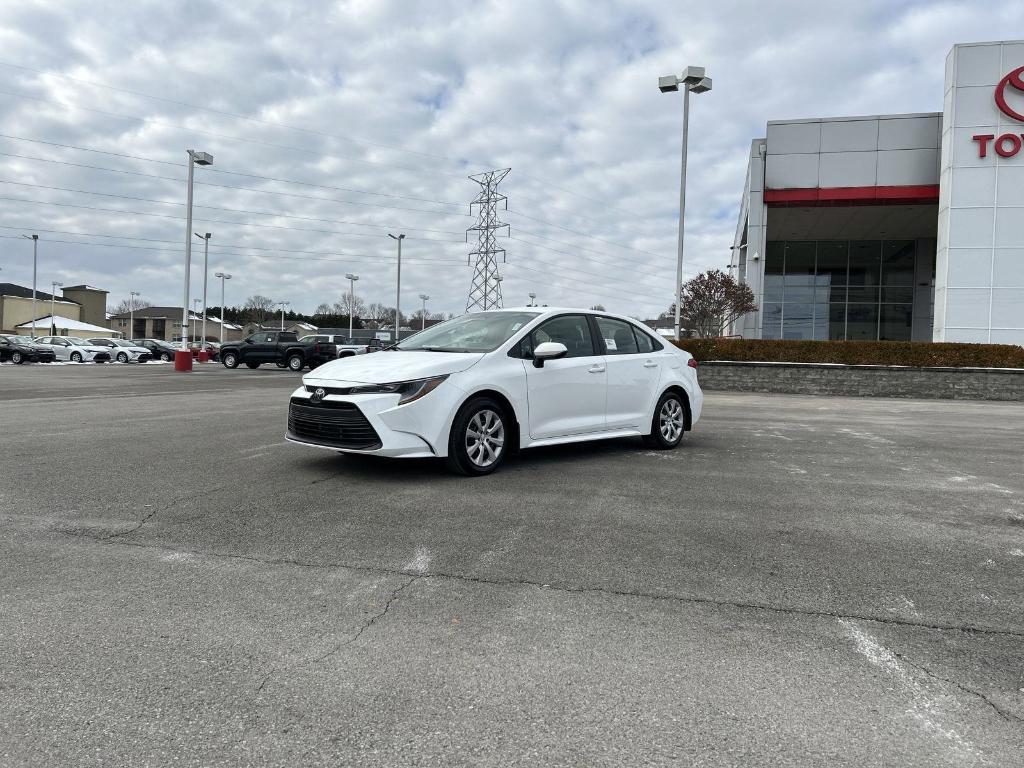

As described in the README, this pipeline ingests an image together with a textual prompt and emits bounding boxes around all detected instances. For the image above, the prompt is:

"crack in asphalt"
[890,648,1024,724]
[58,531,1024,641]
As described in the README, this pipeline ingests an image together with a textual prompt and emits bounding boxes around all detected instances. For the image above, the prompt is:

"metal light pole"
[528,292,536,307]
[178,150,212,371]
[345,272,359,338]
[659,67,712,341]
[277,301,290,330]
[129,291,140,339]
[22,234,38,336]
[418,294,430,330]
[215,272,231,344]
[194,232,212,359]
[50,281,62,335]
[388,233,405,342]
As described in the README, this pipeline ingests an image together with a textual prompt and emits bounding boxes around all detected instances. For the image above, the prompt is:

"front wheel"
[116,352,129,363]
[70,352,83,363]
[445,397,509,476]
[222,352,239,369]
[642,391,686,450]
[161,352,173,362]
[12,351,23,364]
[287,354,304,372]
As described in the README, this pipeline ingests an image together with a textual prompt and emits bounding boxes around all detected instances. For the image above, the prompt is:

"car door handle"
[643,360,658,368]
[588,364,606,373]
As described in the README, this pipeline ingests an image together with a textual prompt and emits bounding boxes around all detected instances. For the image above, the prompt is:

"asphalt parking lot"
[1,363,1022,767]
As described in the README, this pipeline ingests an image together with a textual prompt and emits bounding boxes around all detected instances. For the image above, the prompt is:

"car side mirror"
[532,341,568,368]
[244,338,253,344]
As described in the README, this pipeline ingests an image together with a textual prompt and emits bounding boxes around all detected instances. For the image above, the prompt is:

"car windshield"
[65,337,89,345]
[112,339,134,346]
[396,311,539,353]
[10,336,35,344]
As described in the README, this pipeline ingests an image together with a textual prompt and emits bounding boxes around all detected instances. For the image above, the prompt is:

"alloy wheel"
[465,409,505,468]
[659,398,684,443]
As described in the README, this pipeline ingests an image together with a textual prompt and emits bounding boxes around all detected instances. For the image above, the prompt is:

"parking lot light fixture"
[50,281,63,335]
[194,232,212,360]
[178,149,212,372]
[345,273,359,338]
[418,293,430,330]
[388,233,405,341]
[528,292,536,307]
[214,272,231,344]
[129,291,140,339]
[276,301,290,330]
[659,66,711,341]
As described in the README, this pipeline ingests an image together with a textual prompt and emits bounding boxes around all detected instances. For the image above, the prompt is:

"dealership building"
[732,40,1024,345]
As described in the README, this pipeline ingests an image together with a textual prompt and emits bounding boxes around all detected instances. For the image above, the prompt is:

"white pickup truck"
[298,335,384,358]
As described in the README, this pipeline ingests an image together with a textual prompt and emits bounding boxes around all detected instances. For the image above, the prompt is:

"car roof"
[472,307,647,325]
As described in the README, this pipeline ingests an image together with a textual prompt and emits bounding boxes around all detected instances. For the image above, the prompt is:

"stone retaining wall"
[697,361,1024,401]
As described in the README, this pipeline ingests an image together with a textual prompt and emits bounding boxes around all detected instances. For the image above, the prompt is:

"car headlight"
[348,375,449,405]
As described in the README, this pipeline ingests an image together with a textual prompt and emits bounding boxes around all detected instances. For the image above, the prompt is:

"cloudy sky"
[0,0,1021,320]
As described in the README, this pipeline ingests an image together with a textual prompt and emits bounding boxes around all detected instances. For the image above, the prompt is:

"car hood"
[304,350,484,384]
[75,346,109,353]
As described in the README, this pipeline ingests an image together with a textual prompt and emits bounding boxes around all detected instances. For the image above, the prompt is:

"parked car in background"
[298,335,374,358]
[287,308,702,475]
[88,338,152,363]
[189,341,221,361]
[221,331,337,371]
[34,337,111,363]
[0,335,57,364]
[132,339,177,362]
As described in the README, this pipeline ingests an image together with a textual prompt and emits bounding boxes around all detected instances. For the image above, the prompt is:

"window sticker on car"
[605,338,617,350]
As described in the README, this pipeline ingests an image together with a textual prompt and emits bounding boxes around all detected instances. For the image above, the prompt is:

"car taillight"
[687,358,698,369]
[314,343,321,353]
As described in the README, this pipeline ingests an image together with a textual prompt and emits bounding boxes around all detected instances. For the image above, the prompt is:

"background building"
[108,306,243,342]
[1,282,83,335]
[732,40,1024,344]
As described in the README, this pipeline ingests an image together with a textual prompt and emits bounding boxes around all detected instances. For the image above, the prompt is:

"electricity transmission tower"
[465,168,510,312]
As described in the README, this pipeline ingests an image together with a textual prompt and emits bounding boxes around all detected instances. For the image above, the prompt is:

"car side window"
[595,317,639,355]
[529,315,595,359]
[633,327,655,353]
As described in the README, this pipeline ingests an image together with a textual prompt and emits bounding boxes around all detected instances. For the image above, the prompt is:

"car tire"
[12,351,23,364]
[222,352,239,369]
[116,352,128,363]
[287,354,304,372]
[642,391,686,450]
[161,352,172,362]
[70,352,83,363]
[245,361,261,369]
[445,397,509,476]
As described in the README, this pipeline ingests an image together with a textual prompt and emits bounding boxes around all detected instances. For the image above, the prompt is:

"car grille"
[94,352,111,362]
[288,398,382,450]
[138,353,152,362]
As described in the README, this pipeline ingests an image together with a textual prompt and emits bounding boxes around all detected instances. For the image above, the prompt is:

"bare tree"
[669,269,757,338]
[110,297,151,315]
[244,294,275,324]
[313,302,333,318]
[335,292,366,318]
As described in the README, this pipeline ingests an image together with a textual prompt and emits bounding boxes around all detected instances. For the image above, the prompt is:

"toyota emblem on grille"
[311,387,326,404]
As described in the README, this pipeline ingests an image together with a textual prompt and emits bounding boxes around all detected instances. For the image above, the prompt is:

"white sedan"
[34,336,112,363]
[87,338,153,363]
[287,308,702,475]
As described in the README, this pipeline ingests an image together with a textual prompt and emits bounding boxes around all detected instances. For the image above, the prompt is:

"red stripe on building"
[764,185,940,207]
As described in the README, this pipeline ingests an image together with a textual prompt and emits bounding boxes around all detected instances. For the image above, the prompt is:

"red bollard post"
[174,350,193,371]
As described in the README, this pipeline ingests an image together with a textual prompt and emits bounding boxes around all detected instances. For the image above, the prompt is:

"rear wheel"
[222,352,239,369]
[116,352,128,363]
[70,352,83,363]
[287,354,304,372]
[245,361,261,369]
[161,352,173,362]
[445,397,508,476]
[642,391,686,450]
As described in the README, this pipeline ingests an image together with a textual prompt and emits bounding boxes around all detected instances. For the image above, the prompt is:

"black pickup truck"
[220,331,337,371]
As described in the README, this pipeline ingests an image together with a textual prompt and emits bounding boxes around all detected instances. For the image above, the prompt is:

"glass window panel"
[783,279,815,302]
[764,242,785,274]
[880,304,913,340]
[762,303,782,339]
[882,240,915,286]
[882,286,914,303]
[816,241,848,285]
[848,241,881,286]
[825,283,848,302]
[829,304,847,340]
[763,275,784,302]
[846,303,879,340]
[784,242,816,276]
[782,303,814,339]
[848,285,880,302]
[532,314,596,358]
[595,317,640,355]
[812,302,829,340]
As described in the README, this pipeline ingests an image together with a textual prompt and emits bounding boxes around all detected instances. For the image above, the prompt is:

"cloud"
[0,0,1021,319]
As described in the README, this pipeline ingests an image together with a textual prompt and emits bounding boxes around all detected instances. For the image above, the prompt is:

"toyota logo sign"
[311,387,326,404]
[995,65,1024,123]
